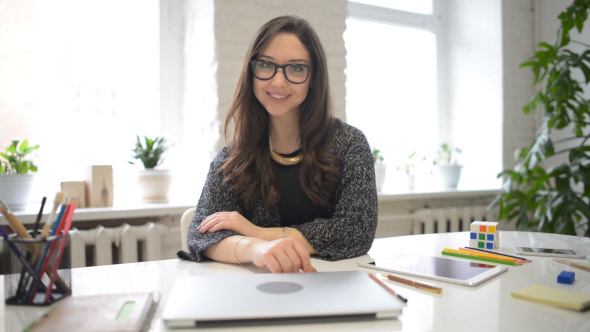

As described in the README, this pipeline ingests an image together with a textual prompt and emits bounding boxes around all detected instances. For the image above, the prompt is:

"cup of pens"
[2,232,72,305]
[0,192,76,306]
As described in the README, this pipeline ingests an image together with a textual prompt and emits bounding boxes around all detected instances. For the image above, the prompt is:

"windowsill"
[2,187,501,226]
[1,201,195,226]
[378,187,501,202]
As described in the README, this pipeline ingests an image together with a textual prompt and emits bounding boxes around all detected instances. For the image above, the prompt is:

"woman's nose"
[270,67,289,86]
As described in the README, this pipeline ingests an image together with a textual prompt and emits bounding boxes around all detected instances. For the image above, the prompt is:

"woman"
[180,15,377,273]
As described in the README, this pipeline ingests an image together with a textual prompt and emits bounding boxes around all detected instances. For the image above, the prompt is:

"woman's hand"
[248,237,317,273]
[198,211,263,237]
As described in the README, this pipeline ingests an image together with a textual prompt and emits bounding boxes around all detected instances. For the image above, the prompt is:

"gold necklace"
[270,149,302,166]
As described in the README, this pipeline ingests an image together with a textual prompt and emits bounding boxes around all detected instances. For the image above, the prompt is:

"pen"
[450,248,525,264]
[441,250,518,266]
[368,273,408,303]
[382,273,443,294]
[0,196,30,239]
[465,246,531,262]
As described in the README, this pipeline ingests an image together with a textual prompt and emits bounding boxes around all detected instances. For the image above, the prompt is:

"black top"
[271,150,331,226]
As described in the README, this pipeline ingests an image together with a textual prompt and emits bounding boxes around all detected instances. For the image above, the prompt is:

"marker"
[368,273,408,303]
[382,273,443,294]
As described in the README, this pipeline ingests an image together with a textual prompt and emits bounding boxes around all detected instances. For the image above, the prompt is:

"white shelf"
[1,201,194,225]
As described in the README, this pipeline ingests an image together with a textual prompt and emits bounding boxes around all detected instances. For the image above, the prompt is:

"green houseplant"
[129,135,172,203]
[396,151,425,190]
[491,1,590,236]
[0,139,40,174]
[433,143,463,188]
[0,139,40,210]
[129,135,168,169]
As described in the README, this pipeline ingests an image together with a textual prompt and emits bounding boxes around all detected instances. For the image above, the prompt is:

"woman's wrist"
[258,227,284,241]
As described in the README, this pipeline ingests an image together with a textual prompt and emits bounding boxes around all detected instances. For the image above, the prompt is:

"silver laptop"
[162,271,404,328]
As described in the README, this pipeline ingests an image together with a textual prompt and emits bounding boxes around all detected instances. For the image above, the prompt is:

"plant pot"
[375,164,386,193]
[0,174,35,211]
[136,169,171,203]
[405,173,415,190]
[437,165,463,188]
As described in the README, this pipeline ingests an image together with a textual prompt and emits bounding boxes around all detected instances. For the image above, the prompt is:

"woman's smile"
[267,91,291,102]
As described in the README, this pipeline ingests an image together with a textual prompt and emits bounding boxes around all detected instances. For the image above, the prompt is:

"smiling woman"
[180,15,379,274]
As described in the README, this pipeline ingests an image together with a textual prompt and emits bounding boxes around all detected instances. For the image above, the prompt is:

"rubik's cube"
[469,221,499,250]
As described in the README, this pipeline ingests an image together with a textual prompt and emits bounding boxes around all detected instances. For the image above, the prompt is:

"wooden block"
[60,181,87,208]
[85,165,114,207]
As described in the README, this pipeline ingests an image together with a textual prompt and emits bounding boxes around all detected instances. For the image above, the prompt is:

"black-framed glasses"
[250,59,313,84]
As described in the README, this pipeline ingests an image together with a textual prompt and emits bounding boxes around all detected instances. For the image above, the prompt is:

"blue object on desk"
[557,271,575,284]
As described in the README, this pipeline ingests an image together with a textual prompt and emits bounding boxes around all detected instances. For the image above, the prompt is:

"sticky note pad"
[558,271,575,284]
[511,284,590,311]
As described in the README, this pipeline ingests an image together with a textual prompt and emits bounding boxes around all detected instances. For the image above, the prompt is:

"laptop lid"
[162,271,403,328]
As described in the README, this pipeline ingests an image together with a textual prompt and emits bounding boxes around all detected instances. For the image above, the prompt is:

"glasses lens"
[252,60,276,79]
[284,64,309,84]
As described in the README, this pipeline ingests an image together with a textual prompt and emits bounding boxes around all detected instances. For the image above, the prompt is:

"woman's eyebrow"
[258,54,309,63]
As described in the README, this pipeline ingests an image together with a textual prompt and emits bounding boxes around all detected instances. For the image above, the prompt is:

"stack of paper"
[511,285,590,311]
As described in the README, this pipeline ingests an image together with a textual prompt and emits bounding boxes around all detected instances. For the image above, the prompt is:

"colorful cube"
[469,221,499,249]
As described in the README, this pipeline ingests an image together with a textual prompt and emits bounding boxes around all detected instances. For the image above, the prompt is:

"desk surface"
[3,231,589,332]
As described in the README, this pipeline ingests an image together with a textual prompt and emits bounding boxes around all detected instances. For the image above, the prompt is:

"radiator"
[412,206,499,235]
[69,222,167,268]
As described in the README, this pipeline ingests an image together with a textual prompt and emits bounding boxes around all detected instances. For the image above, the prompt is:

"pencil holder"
[2,232,72,306]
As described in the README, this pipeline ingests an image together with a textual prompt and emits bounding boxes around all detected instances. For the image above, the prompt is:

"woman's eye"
[260,61,274,69]
[289,65,304,72]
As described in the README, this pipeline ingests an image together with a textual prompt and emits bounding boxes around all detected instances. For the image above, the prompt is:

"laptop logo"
[256,281,303,294]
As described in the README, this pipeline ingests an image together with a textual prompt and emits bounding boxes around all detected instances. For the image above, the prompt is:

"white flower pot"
[437,165,463,188]
[0,174,35,211]
[375,163,386,192]
[136,169,172,203]
[405,173,415,190]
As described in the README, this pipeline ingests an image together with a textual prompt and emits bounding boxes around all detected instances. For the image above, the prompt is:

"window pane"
[344,18,437,189]
[28,0,160,198]
[350,0,433,14]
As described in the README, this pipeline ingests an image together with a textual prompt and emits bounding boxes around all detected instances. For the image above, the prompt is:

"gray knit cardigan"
[180,122,378,262]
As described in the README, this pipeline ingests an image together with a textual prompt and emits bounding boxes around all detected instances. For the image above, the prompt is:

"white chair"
[180,207,196,251]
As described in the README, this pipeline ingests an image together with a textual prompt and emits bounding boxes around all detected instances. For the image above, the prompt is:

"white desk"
[3,231,589,332]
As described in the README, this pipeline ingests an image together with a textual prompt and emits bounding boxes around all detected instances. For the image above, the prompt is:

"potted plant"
[372,148,386,192]
[129,135,171,203]
[395,151,422,190]
[490,1,590,237]
[0,139,40,210]
[433,143,463,188]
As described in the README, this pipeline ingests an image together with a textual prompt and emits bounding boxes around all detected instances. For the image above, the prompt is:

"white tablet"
[357,254,508,287]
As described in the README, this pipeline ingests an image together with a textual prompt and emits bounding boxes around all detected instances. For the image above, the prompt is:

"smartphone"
[514,246,585,258]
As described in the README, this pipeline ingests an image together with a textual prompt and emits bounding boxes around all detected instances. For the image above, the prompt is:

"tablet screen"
[371,254,496,281]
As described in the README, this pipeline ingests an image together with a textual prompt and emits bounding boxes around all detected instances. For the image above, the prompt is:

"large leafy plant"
[492,0,590,236]
[129,136,168,169]
[0,139,40,174]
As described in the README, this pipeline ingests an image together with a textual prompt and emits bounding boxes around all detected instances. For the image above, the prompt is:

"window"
[4,0,161,202]
[346,0,503,191]
[345,1,441,191]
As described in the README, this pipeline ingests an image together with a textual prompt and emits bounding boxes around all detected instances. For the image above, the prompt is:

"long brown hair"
[221,15,341,213]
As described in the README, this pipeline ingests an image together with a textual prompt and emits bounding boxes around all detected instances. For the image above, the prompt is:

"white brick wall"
[501,0,537,171]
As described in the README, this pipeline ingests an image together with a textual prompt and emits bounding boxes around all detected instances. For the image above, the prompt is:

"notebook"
[162,271,404,328]
[31,292,160,332]
[511,285,590,311]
